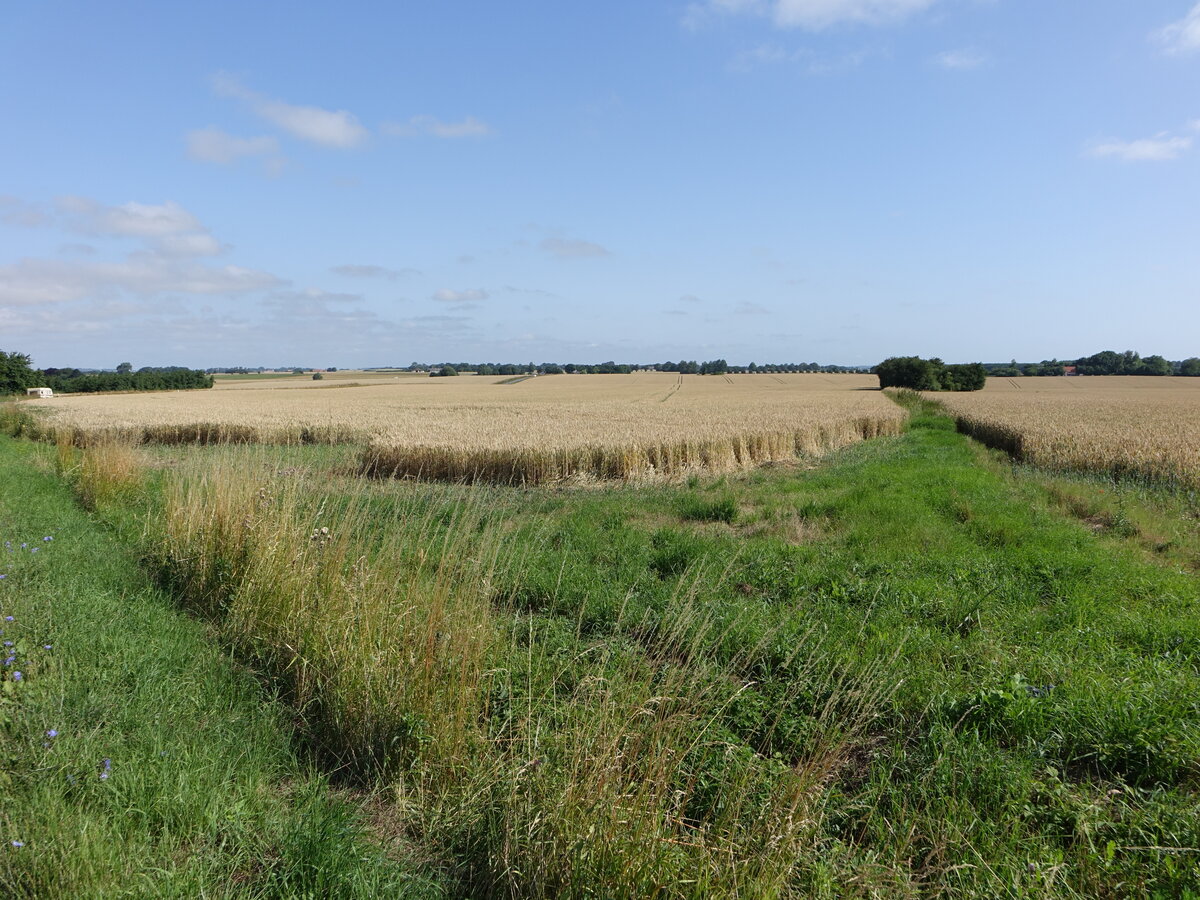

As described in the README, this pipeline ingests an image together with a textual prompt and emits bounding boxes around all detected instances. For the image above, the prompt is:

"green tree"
[1181,358,1200,376]
[0,350,36,394]
[116,361,133,374]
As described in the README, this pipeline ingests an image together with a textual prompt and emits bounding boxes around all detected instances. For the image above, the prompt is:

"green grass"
[14,395,1200,896]
[0,436,444,898]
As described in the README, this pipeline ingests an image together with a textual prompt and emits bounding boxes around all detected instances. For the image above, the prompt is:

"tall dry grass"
[73,443,900,895]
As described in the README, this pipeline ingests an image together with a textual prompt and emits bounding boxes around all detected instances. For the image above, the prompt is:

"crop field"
[22,373,905,483]
[936,376,1200,490]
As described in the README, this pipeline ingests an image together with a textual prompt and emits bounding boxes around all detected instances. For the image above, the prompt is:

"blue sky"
[2,1,1198,369]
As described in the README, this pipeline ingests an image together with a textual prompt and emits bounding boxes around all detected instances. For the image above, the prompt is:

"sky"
[1,0,1198,369]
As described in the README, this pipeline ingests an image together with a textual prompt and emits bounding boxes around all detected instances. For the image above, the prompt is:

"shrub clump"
[874,356,986,392]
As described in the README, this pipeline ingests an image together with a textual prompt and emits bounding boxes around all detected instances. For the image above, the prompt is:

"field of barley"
[936,376,1200,489]
[22,372,905,483]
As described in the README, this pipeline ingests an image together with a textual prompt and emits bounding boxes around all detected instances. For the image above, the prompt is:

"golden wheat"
[26,373,905,483]
[936,376,1200,489]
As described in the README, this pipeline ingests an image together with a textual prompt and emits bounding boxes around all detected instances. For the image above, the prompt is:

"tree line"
[417,360,867,376]
[1,351,212,394]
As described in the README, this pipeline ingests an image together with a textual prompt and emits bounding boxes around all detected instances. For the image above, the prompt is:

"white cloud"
[1087,133,1193,162]
[934,48,986,70]
[734,300,772,315]
[52,197,225,258]
[432,288,488,303]
[331,264,420,280]
[59,197,202,238]
[155,233,224,257]
[679,294,703,304]
[0,254,283,307]
[540,237,611,259]
[382,115,492,138]
[688,0,940,30]
[213,73,368,148]
[186,127,279,163]
[1157,3,1200,55]
[0,196,50,227]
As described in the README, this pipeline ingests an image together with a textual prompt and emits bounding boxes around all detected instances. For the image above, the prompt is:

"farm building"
[25,387,53,399]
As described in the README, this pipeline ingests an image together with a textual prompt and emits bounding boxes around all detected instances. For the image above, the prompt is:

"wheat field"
[936,376,1200,489]
[22,372,905,483]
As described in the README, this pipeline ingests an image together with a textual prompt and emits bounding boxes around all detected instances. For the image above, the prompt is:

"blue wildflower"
[43,644,52,651]
[46,729,58,739]
[4,616,13,622]
[12,672,22,682]
[11,841,23,848]
[42,536,52,542]
[30,548,37,554]
[100,758,112,780]
[3,641,11,647]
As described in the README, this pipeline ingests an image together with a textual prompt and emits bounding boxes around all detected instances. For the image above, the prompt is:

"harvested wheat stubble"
[27,372,905,483]
[936,376,1200,490]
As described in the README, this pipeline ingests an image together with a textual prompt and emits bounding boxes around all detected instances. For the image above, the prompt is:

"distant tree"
[875,356,942,391]
[431,365,459,377]
[327,367,338,372]
[1181,358,1200,377]
[1137,355,1171,376]
[116,361,133,374]
[312,372,324,380]
[292,368,305,375]
[875,356,985,392]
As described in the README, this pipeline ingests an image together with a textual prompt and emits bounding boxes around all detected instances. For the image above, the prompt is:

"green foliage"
[0,437,436,896]
[0,350,36,394]
[875,356,985,391]
[40,367,213,394]
[431,365,459,377]
[1181,357,1200,377]
[312,372,324,380]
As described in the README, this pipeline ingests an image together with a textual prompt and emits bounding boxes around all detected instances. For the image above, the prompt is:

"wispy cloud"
[382,115,492,138]
[734,300,772,315]
[0,196,50,227]
[0,255,283,307]
[1156,2,1200,55]
[432,288,488,304]
[52,197,225,258]
[331,264,420,280]
[186,127,279,163]
[540,237,611,259]
[1086,133,1193,162]
[212,73,368,148]
[687,0,941,30]
[934,48,986,70]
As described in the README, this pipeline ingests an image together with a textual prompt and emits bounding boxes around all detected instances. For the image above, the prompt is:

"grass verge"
[0,435,443,897]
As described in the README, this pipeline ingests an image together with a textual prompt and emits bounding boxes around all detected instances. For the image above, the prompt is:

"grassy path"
[0,435,442,898]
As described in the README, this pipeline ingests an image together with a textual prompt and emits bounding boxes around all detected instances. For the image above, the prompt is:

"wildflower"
[11,841,23,848]
[42,536,52,542]
[30,548,37,554]
[46,729,58,739]
[99,758,111,780]
[4,616,13,622]
[43,644,52,651]
[4,656,14,666]
[20,544,26,549]
[3,641,11,647]
[12,672,22,682]
[0,574,6,579]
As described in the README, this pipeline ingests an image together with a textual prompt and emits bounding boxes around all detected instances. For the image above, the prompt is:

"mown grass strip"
[0,436,443,898]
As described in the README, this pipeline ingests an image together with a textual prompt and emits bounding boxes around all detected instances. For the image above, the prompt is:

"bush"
[312,373,324,381]
[875,356,985,392]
